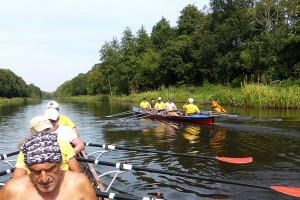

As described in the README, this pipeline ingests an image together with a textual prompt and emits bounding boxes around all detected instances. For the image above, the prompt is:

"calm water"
[0,100,300,200]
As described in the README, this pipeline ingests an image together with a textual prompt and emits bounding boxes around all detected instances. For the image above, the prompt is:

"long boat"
[77,151,107,200]
[133,107,214,125]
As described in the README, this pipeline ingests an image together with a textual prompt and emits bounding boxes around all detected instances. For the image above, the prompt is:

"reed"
[54,83,300,109]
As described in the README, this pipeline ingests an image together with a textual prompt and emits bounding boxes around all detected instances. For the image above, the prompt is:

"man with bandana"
[0,132,98,200]
[13,116,81,178]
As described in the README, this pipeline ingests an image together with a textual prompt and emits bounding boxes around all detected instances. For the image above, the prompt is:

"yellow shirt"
[15,140,75,174]
[183,104,200,115]
[140,101,150,109]
[58,114,76,129]
[154,102,165,110]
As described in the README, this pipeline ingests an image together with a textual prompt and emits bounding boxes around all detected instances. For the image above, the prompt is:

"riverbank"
[0,97,41,106]
[56,83,300,109]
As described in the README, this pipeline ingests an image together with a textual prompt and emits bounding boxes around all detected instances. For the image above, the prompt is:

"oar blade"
[216,156,253,164]
[271,186,300,197]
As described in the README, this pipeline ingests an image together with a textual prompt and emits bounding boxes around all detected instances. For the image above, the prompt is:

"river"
[0,100,300,199]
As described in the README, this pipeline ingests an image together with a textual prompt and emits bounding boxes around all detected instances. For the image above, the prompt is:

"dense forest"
[0,68,44,99]
[55,0,299,97]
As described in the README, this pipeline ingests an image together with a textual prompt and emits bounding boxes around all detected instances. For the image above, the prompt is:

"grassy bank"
[57,83,300,109]
[0,97,41,106]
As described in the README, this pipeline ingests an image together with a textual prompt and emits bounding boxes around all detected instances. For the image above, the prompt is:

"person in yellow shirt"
[47,100,80,136]
[182,98,200,115]
[140,97,150,110]
[13,116,80,178]
[154,97,165,111]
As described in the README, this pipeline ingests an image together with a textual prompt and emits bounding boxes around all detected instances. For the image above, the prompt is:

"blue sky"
[0,0,210,92]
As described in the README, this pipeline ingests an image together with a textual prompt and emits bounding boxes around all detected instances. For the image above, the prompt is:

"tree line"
[0,68,43,99]
[58,1,299,96]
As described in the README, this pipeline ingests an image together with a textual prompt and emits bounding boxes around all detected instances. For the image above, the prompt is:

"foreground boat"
[77,151,106,200]
[133,107,214,125]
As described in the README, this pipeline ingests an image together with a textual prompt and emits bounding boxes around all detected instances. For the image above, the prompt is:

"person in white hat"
[45,108,85,154]
[46,100,80,136]
[13,116,81,178]
[154,97,164,111]
[182,98,200,115]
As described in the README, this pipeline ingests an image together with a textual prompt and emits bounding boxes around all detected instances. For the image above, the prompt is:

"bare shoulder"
[63,171,98,199]
[0,176,30,199]
[64,171,92,186]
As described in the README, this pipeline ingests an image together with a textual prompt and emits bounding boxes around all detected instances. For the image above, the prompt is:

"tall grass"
[56,83,300,109]
[0,97,41,106]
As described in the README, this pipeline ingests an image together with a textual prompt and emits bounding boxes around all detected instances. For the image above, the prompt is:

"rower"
[182,98,200,115]
[45,108,85,154]
[46,100,80,136]
[2,132,97,200]
[140,97,150,110]
[164,97,179,116]
[13,116,81,178]
[154,97,165,112]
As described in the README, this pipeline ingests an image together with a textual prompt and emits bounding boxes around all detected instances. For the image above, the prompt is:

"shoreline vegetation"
[56,83,300,109]
[0,97,41,106]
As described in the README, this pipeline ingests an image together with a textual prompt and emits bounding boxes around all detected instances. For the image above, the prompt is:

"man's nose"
[40,171,49,183]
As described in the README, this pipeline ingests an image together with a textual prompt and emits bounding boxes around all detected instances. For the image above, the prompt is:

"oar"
[0,168,14,176]
[0,151,19,160]
[154,119,180,129]
[84,143,252,164]
[77,157,300,198]
[105,111,135,118]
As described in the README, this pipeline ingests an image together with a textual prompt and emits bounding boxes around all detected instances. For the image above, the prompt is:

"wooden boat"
[77,151,106,200]
[133,107,214,125]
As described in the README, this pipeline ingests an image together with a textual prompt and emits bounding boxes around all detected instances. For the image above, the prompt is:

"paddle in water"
[84,143,253,164]
[77,157,300,198]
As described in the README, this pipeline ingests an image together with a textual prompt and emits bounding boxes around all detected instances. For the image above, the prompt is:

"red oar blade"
[271,186,300,197]
[216,156,253,164]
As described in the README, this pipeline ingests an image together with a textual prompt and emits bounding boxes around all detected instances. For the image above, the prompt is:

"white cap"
[47,101,59,109]
[158,97,162,101]
[45,108,60,121]
[188,98,194,103]
[29,116,53,132]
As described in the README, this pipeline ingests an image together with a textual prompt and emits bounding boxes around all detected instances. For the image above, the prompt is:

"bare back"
[0,171,98,200]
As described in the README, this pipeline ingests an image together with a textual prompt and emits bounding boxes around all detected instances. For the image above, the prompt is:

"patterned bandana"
[21,132,62,166]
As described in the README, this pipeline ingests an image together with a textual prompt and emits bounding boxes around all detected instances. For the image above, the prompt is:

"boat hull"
[133,107,214,125]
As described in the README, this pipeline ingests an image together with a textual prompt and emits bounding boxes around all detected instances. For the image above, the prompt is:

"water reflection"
[1,101,300,199]
[182,125,201,143]
[209,127,228,155]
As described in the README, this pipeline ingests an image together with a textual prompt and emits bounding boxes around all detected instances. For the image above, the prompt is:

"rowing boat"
[77,151,106,200]
[133,107,214,125]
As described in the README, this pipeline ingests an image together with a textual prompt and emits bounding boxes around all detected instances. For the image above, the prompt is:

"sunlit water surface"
[0,101,300,200]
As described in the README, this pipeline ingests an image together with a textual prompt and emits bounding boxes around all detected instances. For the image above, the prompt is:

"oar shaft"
[0,151,19,160]
[85,143,213,159]
[76,157,268,191]
[0,168,14,176]
[105,111,134,118]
